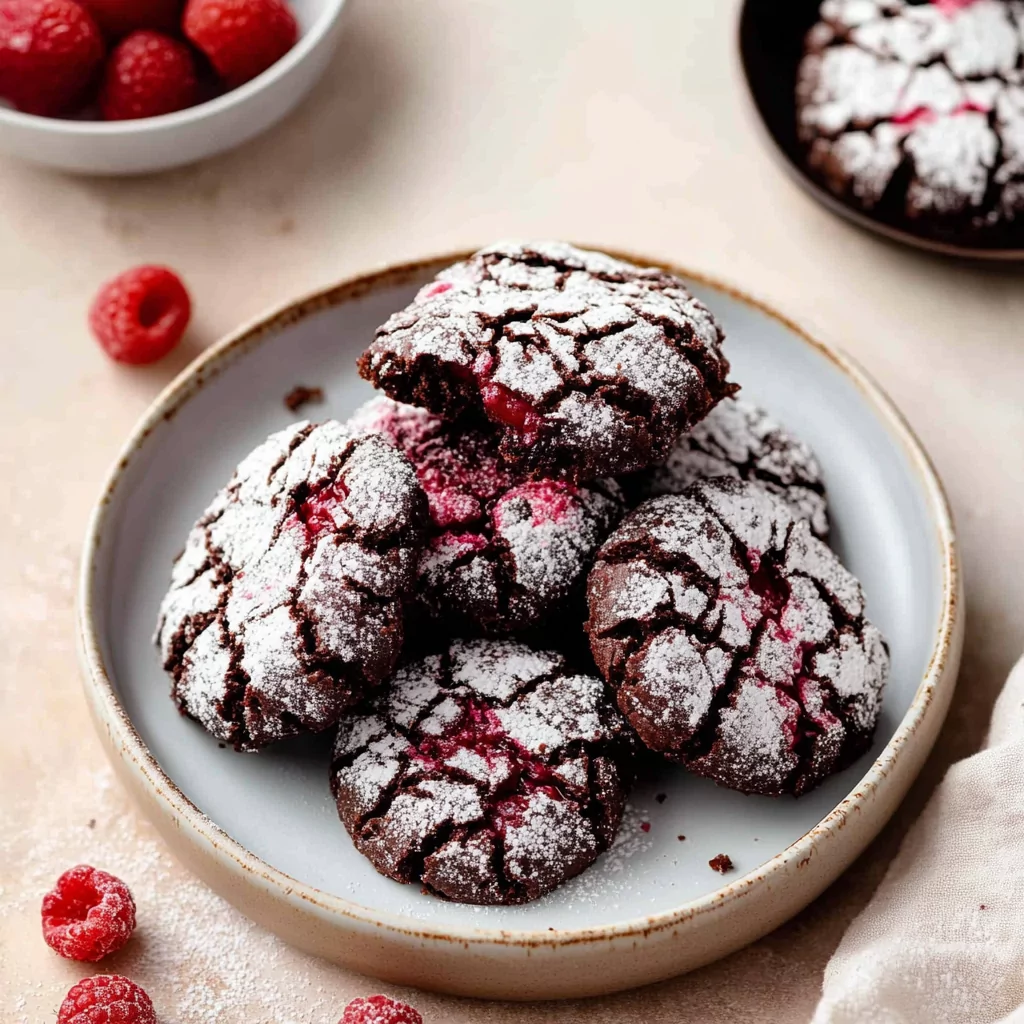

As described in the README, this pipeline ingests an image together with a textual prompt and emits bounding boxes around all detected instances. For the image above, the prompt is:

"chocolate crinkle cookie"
[358,241,735,482]
[350,397,624,635]
[586,478,889,796]
[797,0,1024,241]
[155,421,427,751]
[330,639,637,904]
[622,397,830,540]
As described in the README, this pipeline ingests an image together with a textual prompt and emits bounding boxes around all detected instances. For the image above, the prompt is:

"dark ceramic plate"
[738,0,1024,260]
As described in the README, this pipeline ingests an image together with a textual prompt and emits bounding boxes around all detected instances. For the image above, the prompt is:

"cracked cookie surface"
[351,397,625,636]
[586,478,889,796]
[797,0,1024,243]
[358,241,735,482]
[330,639,637,904]
[155,420,427,751]
[622,398,830,540]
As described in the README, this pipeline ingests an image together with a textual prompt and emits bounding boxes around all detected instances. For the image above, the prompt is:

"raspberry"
[57,976,156,1024]
[341,995,423,1024]
[41,865,136,961]
[89,265,191,365]
[0,0,105,116]
[100,30,198,120]
[81,0,181,37]
[183,0,297,87]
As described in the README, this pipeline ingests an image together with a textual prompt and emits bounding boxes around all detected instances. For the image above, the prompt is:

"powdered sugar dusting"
[0,767,341,1024]
[331,640,636,904]
[350,396,624,634]
[587,477,889,796]
[627,398,830,539]
[155,421,426,750]
[798,0,1024,230]
[359,241,734,480]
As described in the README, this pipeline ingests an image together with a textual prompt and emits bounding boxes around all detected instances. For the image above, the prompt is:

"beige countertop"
[2,1,1023,1020]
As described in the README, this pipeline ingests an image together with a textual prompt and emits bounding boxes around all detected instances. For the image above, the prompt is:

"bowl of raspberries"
[0,0,348,174]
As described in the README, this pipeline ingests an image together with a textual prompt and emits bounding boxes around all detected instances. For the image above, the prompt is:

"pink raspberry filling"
[409,697,566,834]
[496,480,577,528]
[471,352,545,440]
[298,480,350,534]
[893,99,990,130]
[417,451,512,528]
[479,380,545,437]
[730,549,823,755]
[932,0,980,15]
[418,280,453,301]
[434,531,489,554]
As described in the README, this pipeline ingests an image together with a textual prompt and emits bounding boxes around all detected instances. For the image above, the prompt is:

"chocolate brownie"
[797,0,1024,243]
[155,421,427,751]
[358,242,735,482]
[350,397,624,635]
[586,478,889,797]
[330,639,637,904]
[622,398,830,540]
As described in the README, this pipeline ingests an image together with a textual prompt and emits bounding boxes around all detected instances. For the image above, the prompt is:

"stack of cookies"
[155,242,890,906]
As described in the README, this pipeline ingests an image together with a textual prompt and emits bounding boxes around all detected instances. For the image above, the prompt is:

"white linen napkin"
[813,656,1024,1024]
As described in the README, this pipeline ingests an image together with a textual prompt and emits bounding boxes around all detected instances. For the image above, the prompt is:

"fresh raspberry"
[89,265,191,365]
[57,976,156,1024]
[41,865,136,961]
[0,0,105,116]
[81,0,181,37]
[183,0,298,87]
[341,995,424,1024]
[100,30,198,120]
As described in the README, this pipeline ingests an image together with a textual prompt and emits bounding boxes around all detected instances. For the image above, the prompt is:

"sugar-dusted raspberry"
[331,639,637,905]
[587,477,890,797]
[89,264,191,365]
[100,30,199,121]
[57,975,155,1024]
[183,0,298,88]
[81,0,182,37]
[156,421,428,750]
[42,865,136,961]
[0,0,105,116]
[350,397,624,636]
[341,995,423,1024]
[359,242,735,482]
[623,397,830,539]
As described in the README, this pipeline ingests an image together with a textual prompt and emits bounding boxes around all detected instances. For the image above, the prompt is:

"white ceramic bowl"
[0,0,348,175]
[77,251,963,1000]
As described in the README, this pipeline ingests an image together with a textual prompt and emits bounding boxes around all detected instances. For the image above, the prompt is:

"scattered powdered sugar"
[587,477,890,796]
[331,640,636,905]
[0,767,338,1024]
[360,241,734,481]
[626,398,830,539]
[155,421,426,750]
[798,0,1024,227]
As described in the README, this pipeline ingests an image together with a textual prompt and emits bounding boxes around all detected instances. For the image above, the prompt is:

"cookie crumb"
[677,835,686,842]
[655,793,667,804]
[87,819,96,830]
[284,385,324,412]
[709,854,734,874]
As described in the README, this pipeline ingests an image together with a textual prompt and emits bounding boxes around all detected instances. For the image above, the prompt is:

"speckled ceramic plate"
[78,250,962,1000]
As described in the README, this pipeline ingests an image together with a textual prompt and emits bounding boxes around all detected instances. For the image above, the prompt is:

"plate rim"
[77,247,962,951]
